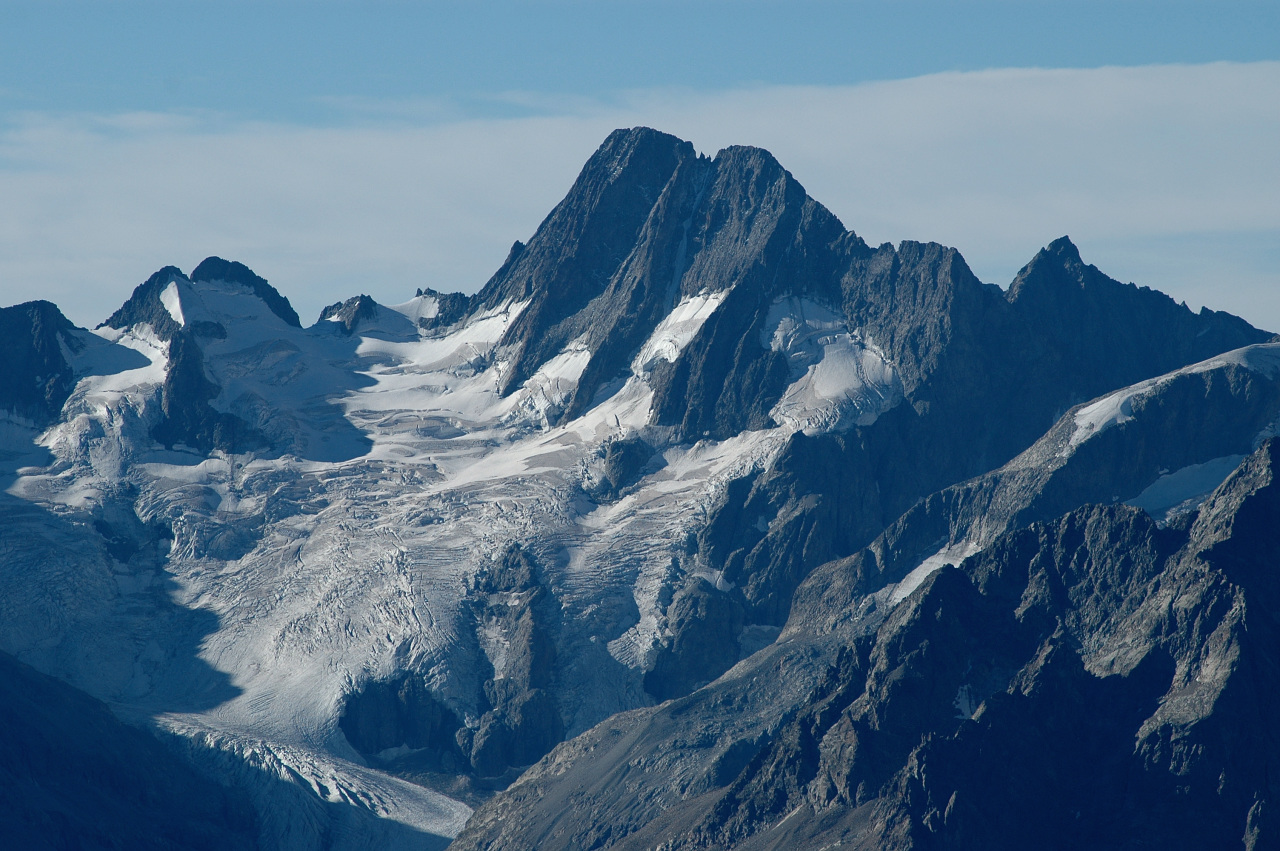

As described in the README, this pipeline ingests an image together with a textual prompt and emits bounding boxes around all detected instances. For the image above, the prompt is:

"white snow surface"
[389,294,440,325]
[889,540,981,605]
[0,274,850,849]
[762,297,903,433]
[1071,341,1280,448]
[1124,454,1247,525]
[160,281,185,325]
[634,289,727,371]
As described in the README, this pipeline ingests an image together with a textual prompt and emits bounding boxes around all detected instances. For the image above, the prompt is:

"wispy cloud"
[1,62,1277,331]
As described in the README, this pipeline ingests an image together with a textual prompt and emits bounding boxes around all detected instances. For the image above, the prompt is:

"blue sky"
[7,1,1279,118]
[2,1,1279,330]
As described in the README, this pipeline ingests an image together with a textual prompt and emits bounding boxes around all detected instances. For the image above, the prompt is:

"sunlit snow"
[1071,342,1280,448]
[159,281,185,325]
[762,296,903,433]
[0,275,827,846]
[634,289,727,371]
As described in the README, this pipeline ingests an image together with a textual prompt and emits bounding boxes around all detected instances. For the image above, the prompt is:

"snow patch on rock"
[889,540,980,605]
[388,294,441,325]
[159,281,186,326]
[1070,388,1140,447]
[762,297,903,433]
[1125,454,1247,525]
[634,290,727,371]
[508,339,593,426]
[1070,342,1280,449]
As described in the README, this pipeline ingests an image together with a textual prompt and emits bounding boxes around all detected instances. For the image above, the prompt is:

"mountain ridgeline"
[1,126,1278,850]
[432,128,1263,446]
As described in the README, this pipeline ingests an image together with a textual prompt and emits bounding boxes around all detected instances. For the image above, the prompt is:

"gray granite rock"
[452,428,1280,850]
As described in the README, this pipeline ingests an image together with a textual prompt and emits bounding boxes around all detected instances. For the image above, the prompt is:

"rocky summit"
[0,127,1277,850]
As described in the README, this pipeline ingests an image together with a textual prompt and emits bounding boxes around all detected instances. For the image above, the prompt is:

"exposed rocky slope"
[0,127,1275,849]
[455,431,1280,851]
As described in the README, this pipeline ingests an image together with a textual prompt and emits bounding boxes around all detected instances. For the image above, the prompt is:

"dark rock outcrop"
[413,286,472,331]
[643,578,746,702]
[463,545,565,778]
[342,545,568,789]
[150,329,268,454]
[695,430,885,628]
[317,294,380,335]
[0,300,79,424]
[338,674,468,774]
[586,435,660,503]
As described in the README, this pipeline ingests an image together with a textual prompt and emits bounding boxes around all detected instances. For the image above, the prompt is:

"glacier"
[0,266,874,847]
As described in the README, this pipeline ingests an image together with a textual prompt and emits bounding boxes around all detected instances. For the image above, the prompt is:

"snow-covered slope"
[0,260,856,847]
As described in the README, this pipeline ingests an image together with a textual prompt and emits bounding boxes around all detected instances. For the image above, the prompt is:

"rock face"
[643,577,746,702]
[403,128,1270,710]
[0,300,78,424]
[3,127,1279,851]
[318,294,380,335]
[453,438,1280,851]
[102,265,194,342]
[151,327,270,453]
[804,343,1280,614]
[339,545,566,784]
[463,546,565,778]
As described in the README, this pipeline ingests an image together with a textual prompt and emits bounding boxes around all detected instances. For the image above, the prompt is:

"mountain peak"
[99,265,187,340]
[190,257,301,328]
[597,126,691,163]
[1007,236,1086,301]
[101,259,301,339]
[1045,234,1082,261]
[0,299,78,424]
[317,294,380,335]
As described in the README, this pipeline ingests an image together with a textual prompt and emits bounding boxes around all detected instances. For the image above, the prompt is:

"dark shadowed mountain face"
[0,300,79,425]
[0,650,258,851]
[2,126,1278,850]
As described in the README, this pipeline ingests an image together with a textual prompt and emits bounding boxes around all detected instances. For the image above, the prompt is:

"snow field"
[1,274,923,846]
[762,297,903,432]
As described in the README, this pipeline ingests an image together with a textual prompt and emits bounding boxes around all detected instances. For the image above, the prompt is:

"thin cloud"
[0,62,1276,331]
